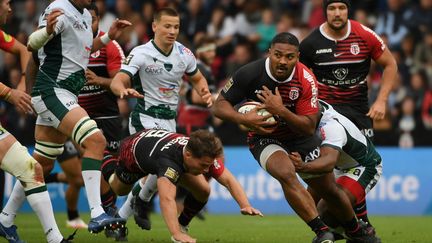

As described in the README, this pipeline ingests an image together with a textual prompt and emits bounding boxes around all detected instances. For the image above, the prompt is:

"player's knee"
[1,142,46,191]
[108,174,130,196]
[68,174,84,188]
[34,140,64,162]
[72,116,103,148]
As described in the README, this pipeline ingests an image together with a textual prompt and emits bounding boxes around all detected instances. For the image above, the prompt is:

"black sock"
[342,217,360,233]
[307,216,329,235]
[45,173,59,183]
[354,199,371,226]
[101,189,117,209]
[178,193,207,227]
[67,209,79,221]
[101,154,118,182]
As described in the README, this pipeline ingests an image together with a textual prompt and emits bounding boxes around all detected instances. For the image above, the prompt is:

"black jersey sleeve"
[156,156,184,185]
[220,62,258,105]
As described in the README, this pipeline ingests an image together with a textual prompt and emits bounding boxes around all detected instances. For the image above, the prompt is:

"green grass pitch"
[12,213,432,242]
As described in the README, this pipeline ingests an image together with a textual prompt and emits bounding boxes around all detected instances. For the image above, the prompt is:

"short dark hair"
[186,130,223,159]
[271,32,299,48]
[154,7,179,22]
[87,2,99,16]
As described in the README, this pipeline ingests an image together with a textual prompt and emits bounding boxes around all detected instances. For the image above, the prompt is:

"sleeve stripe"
[120,69,134,78]
[186,67,198,76]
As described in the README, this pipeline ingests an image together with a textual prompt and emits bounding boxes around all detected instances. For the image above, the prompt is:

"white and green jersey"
[317,101,381,170]
[32,0,93,96]
[120,40,198,119]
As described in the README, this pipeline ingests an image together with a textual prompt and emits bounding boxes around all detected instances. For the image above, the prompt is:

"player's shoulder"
[174,41,195,57]
[300,27,323,46]
[350,20,376,37]
[296,62,316,82]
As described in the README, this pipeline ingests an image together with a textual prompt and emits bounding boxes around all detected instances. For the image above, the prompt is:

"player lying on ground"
[290,100,382,242]
[101,129,262,243]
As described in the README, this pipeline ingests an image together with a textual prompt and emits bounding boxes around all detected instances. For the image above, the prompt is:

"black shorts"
[95,117,122,153]
[115,160,147,185]
[57,140,79,163]
[247,135,321,169]
[331,104,374,140]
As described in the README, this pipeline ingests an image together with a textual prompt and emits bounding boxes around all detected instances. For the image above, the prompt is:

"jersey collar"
[265,57,295,83]
[151,40,173,57]
[68,0,84,14]
[319,20,351,41]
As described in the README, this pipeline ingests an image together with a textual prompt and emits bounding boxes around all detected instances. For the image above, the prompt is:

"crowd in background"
[1,0,432,147]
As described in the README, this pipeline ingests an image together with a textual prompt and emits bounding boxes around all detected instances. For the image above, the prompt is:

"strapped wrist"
[100,32,112,45]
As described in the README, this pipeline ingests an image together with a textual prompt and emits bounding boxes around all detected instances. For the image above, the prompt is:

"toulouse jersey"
[318,101,381,169]
[120,41,198,114]
[78,31,124,117]
[118,129,224,184]
[300,20,386,109]
[221,58,319,140]
[33,0,93,96]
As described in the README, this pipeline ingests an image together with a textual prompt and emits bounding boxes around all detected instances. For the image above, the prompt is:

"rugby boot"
[312,230,335,243]
[0,222,25,243]
[88,212,126,234]
[131,196,152,230]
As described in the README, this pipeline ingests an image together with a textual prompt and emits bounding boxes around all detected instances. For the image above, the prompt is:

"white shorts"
[32,87,80,128]
[128,113,176,135]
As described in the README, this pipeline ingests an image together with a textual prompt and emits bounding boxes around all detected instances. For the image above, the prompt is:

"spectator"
[95,0,116,33]
[256,8,277,54]
[301,0,325,29]
[413,29,432,85]
[404,0,432,41]
[18,0,38,36]
[179,0,208,45]
[375,0,408,49]
[206,6,235,55]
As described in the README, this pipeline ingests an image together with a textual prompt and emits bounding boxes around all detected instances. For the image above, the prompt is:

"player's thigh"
[178,174,210,200]
[0,125,17,162]
[112,161,145,196]
[110,173,134,196]
[95,117,122,153]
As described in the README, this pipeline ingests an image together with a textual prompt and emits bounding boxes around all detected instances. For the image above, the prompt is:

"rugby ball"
[237,101,276,123]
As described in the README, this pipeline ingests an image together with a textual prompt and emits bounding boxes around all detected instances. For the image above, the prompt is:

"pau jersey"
[32,0,93,97]
[317,101,381,169]
[300,20,386,109]
[120,40,198,117]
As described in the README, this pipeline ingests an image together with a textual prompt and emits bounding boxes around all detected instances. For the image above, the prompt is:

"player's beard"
[328,18,347,31]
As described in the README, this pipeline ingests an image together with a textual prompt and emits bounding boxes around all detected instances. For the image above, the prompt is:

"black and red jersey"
[78,31,125,118]
[0,30,15,52]
[221,58,319,141]
[118,129,224,184]
[300,20,385,111]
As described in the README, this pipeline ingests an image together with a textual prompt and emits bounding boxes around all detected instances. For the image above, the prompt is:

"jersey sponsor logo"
[303,69,318,108]
[350,43,360,55]
[158,85,176,98]
[332,68,349,81]
[304,147,320,163]
[164,167,180,182]
[90,50,100,58]
[164,63,173,72]
[179,45,194,57]
[145,64,163,75]
[289,88,299,100]
[2,32,12,43]
[73,20,86,31]
[213,159,221,169]
[333,52,345,57]
[123,54,134,65]
[316,48,332,54]
[222,78,233,93]
[319,127,326,140]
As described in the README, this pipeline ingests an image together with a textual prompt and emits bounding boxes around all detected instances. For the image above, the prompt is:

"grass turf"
[12,213,432,242]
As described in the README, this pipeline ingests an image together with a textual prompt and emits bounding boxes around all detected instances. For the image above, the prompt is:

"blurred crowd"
[1,0,432,147]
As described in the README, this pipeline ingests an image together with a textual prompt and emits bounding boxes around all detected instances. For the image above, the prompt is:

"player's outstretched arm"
[92,19,132,52]
[110,72,143,99]
[189,70,213,107]
[27,9,63,51]
[215,168,263,217]
[158,177,197,243]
